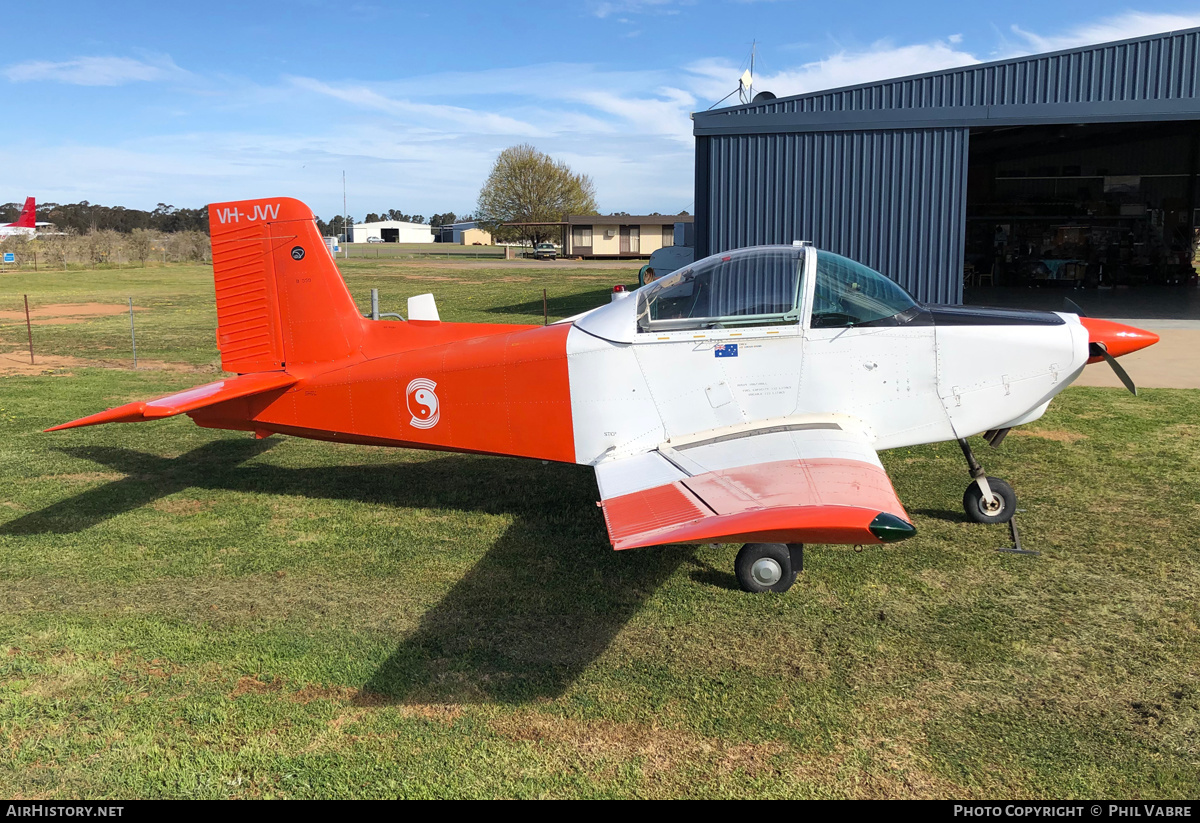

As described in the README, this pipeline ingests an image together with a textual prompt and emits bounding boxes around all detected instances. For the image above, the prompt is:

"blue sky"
[4,2,1200,221]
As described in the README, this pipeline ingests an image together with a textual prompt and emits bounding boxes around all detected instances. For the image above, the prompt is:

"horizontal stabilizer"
[45,372,297,432]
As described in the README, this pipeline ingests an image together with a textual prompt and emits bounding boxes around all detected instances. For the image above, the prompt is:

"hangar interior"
[965,122,1199,290]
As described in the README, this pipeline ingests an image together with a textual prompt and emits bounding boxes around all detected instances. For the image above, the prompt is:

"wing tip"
[868,512,917,543]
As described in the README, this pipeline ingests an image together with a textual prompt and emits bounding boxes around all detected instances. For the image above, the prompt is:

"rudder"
[208,197,364,373]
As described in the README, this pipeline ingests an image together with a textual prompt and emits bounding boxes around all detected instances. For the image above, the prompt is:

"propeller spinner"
[1062,298,1159,395]
[1078,316,1160,395]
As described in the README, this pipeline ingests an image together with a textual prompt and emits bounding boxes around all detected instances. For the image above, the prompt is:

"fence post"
[543,289,548,326]
[23,295,34,365]
[128,297,137,369]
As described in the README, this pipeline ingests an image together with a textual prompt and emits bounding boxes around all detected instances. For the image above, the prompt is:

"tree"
[128,229,155,266]
[316,215,355,240]
[475,144,597,248]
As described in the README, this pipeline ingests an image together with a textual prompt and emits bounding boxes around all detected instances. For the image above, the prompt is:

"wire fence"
[0,294,218,375]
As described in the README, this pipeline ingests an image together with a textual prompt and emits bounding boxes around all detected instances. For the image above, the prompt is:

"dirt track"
[0,350,213,377]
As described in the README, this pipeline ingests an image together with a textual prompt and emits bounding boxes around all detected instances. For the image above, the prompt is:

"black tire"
[962,477,1017,524]
[734,543,795,593]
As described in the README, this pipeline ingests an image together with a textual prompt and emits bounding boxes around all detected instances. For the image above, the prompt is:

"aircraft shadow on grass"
[1,439,692,704]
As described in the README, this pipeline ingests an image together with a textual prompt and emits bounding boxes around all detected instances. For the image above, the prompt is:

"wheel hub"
[750,557,783,587]
[981,494,1003,513]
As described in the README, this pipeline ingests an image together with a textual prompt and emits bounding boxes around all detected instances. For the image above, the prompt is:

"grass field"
[1,261,1198,799]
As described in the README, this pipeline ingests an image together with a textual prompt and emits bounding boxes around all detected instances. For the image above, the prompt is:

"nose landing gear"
[956,437,1039,556]
[957,438,1016,524]
[963,476,1016,524]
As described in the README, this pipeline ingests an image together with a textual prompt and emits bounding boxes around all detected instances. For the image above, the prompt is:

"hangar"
[350,219,433,244]
[691,27,1200,305]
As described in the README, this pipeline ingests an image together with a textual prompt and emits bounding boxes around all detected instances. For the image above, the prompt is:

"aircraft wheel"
[963,477,1016,524]
[735,543,795,593]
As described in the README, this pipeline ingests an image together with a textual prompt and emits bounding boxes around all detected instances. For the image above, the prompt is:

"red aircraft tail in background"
[5,197,36,228]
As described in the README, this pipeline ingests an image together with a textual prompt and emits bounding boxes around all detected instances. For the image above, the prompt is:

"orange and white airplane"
[49,197,1159,593]
[0,197,48,238]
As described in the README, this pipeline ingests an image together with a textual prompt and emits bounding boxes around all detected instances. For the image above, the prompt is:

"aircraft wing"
[46,372,297,431]
[594,422,916,550]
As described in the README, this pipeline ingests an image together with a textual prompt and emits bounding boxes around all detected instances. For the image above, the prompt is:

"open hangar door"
[964,121,1200,298]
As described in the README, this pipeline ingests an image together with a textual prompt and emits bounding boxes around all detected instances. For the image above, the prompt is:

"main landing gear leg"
[957,437,1016,525]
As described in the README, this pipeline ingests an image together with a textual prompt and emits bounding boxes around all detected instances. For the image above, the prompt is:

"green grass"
[0,259,1198,798]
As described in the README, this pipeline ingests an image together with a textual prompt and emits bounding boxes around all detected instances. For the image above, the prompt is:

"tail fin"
[10,197,35,228]
[208,197,364,373]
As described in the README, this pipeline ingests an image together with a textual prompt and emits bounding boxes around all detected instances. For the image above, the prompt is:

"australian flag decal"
[714,343,739,358]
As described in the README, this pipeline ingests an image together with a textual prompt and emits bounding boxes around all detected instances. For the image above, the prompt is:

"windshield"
[636,246,803,331]
[812,251,919,328]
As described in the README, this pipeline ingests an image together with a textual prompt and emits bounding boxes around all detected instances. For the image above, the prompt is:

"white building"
[350,220,434,244]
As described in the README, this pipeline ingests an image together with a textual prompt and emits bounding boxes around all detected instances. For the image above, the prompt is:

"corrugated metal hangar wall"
[692,27,1200,304]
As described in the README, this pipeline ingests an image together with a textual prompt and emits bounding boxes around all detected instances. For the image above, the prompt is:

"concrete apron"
[1071,321,1200,389]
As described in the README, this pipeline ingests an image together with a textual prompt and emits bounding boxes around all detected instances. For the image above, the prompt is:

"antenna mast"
[749,40,755,101]
[738,40,756,105]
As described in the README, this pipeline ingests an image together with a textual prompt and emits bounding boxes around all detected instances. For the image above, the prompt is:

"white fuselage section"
[564,248,1090,466]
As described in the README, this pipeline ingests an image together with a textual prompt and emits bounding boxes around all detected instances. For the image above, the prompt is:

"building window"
[620,225,640,254]
[662,225,674,247]
[572,225,592,250]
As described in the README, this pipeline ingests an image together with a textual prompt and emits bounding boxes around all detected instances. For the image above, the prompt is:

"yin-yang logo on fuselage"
[406,378,439,429]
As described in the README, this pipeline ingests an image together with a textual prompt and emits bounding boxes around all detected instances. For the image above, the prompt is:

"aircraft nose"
[1079,317,1159,362]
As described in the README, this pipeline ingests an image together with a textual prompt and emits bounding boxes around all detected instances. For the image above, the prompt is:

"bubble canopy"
[632,246,920,333]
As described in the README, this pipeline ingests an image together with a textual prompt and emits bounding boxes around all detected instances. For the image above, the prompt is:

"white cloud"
[287,76,547,136]
[590,0,686,18]
[1008,11,1200,55]
[3,54,187,86]
[573,87,696,142]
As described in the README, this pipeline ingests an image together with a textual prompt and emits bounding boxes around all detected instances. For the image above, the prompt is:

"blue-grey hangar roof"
[691,27,1200,304]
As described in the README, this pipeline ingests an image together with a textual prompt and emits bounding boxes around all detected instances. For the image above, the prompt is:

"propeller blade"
[1093,342,1138,395]
[1063,296,1086,316]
